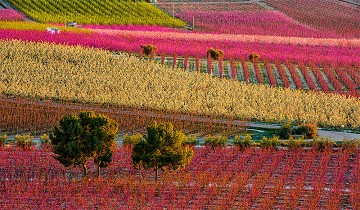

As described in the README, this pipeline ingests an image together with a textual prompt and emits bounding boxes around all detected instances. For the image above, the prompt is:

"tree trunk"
[97,161,101,178]
[82,164,88,178]
[154,168,158,183]
[138,165,142,183]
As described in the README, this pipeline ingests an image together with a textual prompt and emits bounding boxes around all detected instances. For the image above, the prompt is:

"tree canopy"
[50,111,118,178]
[132,122,194,182]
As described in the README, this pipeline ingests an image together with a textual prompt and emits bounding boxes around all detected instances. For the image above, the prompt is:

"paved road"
[249,122,360,141]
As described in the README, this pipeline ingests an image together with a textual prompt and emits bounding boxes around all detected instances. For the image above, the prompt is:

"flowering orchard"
[1,27,359,67]
[157,0,359,38]
[1,40,359,129]
[264,0,360,38]
[0,146,358,209]
[0,9,25,21]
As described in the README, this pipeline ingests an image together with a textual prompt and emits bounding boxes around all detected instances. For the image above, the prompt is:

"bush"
[141,44,158,57]
[341,139,360,153]
[249,52,260,63]
[0,133,7,147]
[207,48,224,60]
[40,133,52,150]
[313,137,335,152]
[294,123,318,139]
[15,133,34,150]
[204,135,228,151]
[279,121,293,139]
[288,135,304,150]
[123,133,143,146]
[182,135,198,146]
[233,134,251,151]
[260,136,279,150]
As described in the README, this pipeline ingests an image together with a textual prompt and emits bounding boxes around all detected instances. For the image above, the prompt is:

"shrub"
[204,135,228,151]
[182,135,198,146]
[313,137,335,152]
[123,133,143,146]
[233,134,251,151]
[294,123,318,139]
[15,133,34,150]
[279,121,293,139]
[288,135,304,150]
[141,44,158,57]
[207,48,224,60]
[341,139,360,153]
[260,136,279,150]
[0,133,7,147]
[249,52,260,63]
[40,133,52,150]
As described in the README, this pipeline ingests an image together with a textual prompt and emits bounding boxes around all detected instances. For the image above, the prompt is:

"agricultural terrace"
[1,40,359,130]
[7,0,185,26]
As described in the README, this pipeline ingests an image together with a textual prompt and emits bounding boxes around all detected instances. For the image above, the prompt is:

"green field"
[7,0,186,26]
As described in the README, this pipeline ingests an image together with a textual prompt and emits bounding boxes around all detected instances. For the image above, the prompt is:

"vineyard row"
[146,55,360,97]
[0,96,247,134]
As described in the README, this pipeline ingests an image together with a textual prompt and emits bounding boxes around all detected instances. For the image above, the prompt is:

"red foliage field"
[0,146,358,209]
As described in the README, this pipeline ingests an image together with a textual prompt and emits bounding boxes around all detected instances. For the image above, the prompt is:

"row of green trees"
[1,111,358,181]
[50,111,194,181]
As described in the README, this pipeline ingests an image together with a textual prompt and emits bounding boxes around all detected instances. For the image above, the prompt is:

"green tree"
[132,122,194,182]
[50,111,118,178]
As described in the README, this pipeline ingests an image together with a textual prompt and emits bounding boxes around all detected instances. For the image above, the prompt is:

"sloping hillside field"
[0,40,359,129]
[0,0,359,209]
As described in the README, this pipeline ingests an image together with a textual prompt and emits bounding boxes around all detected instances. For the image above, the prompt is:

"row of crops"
[0,40,359,129]
[7,0,185,26]
[149,56,360,97]
[0,147,358,209]
[0,95,247,134]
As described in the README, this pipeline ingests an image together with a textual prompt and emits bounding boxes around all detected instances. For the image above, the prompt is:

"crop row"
[7,0,185,26]
[0,147,358,209]
[0,40,359,129]
[0,96,247,134]
[151,56,360,97]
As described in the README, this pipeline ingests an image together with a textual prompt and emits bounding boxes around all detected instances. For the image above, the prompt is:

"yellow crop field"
[0,40,359,128]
